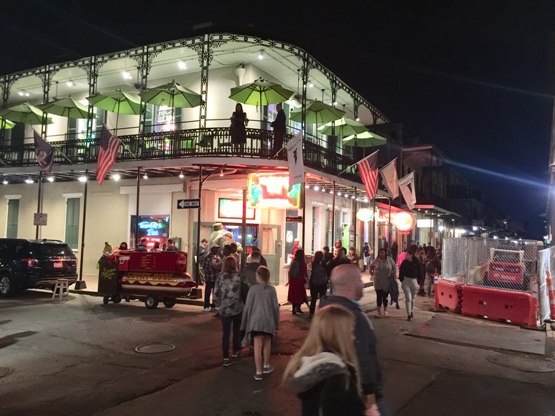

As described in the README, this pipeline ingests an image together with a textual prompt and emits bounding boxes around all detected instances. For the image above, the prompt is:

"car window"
[29,244,74,257]
[492,251,520,264]
[14,244,26,255]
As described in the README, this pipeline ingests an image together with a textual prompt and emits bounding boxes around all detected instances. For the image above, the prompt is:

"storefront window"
[223,224,258,249]
[285,209,300,263]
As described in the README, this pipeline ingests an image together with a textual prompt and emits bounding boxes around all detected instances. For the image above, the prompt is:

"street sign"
[177,199,200,209]
[34,213,48,226]
[286,215,303,223]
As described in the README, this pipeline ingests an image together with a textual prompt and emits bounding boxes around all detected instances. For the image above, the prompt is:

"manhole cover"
[135,343,175,354]
[0,367,12,378]
[133,316,170,323]
[487,355,555,373]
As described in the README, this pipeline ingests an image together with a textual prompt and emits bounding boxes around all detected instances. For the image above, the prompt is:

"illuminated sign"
[248,172,301,209]
[218,198,255,220]
[356,208,373,222]
[393,212,416,232]
[417,219,433,228]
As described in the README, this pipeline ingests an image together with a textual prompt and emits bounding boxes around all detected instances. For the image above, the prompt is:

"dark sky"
[1,0,554,237]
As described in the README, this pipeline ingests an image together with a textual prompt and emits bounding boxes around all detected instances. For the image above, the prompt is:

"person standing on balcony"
[271,103,286,157]
[230,103,248,152]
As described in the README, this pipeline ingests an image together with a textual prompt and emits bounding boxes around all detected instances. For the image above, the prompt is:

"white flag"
[287,131,304,187]
[399,171,416,210]
[379,158,399,199]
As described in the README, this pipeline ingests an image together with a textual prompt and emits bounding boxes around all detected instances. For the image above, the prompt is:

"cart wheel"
[145,295,159,310]
[102,295,110,305]
[124,295,131,303]
[163,298,177,308]
[112,294,122,304]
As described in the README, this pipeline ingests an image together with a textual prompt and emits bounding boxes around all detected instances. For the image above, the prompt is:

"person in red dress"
[288,249,308,314]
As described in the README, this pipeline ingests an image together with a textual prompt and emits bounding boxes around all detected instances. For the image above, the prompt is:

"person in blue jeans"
[202,243,221,311]
[214,256,245,367]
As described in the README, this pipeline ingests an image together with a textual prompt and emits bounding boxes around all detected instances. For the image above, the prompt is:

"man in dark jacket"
[271,103,286,157]
[320,264,389,416]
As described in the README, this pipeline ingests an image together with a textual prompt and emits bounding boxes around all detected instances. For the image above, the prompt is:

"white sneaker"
[203,307,211,312]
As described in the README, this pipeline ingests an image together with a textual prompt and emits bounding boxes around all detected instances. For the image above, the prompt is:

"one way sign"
[177,199,200,209]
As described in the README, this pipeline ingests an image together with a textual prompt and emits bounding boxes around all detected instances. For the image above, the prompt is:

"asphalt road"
[1,288,554,416]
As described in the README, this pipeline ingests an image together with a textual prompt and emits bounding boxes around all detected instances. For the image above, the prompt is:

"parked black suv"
[0,239,78,296]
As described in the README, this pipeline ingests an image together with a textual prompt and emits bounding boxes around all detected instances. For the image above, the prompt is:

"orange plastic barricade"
[435,280,463,313]
[461,285,535,328]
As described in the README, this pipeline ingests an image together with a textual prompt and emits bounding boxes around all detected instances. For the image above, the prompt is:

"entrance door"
[259,224,282,285]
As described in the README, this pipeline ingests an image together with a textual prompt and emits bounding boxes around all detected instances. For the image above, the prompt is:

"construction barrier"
[435,280,463,313]
[461,285,536,328]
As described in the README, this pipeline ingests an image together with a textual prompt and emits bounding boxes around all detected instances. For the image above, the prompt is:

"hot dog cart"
[98,251,197,309]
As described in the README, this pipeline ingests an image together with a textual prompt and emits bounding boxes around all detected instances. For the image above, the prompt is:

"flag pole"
[135,167,141,248]
[75,169,88,290]
[54,147,73,164]
[35,171,43,239]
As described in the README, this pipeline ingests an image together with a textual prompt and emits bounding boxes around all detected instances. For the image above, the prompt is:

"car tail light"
[22,258,37,267]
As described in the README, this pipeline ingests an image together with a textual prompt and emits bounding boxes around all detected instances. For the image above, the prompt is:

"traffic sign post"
[177,199,200,209]
[33,213,48,226]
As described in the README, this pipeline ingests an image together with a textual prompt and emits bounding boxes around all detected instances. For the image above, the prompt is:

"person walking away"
[320,265,388,416]
[283,304,368,416]
[197,239,209,284]
[390,240,398,263]
[229,242,241,270]
[230,103,248,153]
[362,242,373,272]
[399,250,419,321]
[243,250,262,286]
[424,247,441,297]
[416,246,427,296]
[202,243,221,311]
[309,251,329,318]
[325,247,351,291]
[370,249,397,318]
[349,247,360,267]
[288,249,308,314]
[241,266,279,380]
[271,103,286,158]
[214,256,245,367]
[165,238,179,252]
[246,246,268,266]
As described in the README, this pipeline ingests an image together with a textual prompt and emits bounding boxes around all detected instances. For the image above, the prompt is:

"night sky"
[1,0,554,237]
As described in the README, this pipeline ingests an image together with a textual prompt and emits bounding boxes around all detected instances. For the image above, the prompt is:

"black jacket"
[399,258,419,281]
[320,295,383,398]
[286,352,365,416]
[271,109,286,133]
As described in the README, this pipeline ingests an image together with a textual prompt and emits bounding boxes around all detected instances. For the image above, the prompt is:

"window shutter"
[65,198,80,249]
[6,199,19,238]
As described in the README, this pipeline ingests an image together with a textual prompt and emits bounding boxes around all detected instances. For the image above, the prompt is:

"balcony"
[0,127,359,182]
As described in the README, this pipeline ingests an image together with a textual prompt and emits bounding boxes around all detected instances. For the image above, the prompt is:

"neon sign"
[356,208,373,222]
[393,212,416,233]
[248,172,301,209]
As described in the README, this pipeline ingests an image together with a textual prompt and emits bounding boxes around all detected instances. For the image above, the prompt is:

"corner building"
[0,32,406,285]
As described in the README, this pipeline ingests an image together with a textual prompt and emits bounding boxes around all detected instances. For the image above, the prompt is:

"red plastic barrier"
[435,280,463,312]
[461,285,535,328]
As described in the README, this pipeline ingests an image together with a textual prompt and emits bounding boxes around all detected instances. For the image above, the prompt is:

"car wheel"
[103,295,110,305]
[0,274,16,297]
[145,295,158,310]
[112,294,122,304]
[163,298,177,308]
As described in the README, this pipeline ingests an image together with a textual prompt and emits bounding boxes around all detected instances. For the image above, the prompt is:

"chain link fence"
[442,238,539,292]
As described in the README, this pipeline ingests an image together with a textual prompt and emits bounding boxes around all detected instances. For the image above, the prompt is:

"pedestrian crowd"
[192,236,441,416]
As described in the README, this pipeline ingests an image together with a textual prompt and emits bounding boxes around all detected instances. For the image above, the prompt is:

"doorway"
[259,224,282,285]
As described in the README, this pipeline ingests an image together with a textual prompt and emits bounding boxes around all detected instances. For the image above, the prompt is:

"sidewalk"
[71,271,374,307]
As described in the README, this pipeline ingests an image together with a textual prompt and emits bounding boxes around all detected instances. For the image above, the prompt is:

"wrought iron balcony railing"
[0,127,359,182]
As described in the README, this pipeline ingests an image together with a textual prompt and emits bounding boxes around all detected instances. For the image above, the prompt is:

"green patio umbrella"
[343,131,388,148]
[318,116,368,137]
[229,78,295,107]
[289,100,345,124]
[0,103,53,125]
[38,96,89,119]
[139,80,202,108]
[87,89,142,133]
[0,116,15,130]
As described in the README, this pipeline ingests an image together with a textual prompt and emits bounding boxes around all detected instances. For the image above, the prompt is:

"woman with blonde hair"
[283,305,369,416]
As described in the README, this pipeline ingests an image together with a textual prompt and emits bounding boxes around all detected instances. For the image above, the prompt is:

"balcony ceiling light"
[78,175,87,183]
[2,180,8,185]
[122,70,132,80]
[178,61,187,70]
[179,170,184,179]
[47,176,54,182]
[25,178,33,184]
[143,173,148,179]
[66,80,75,87]
[258,50,264,60]
[112,173,121,181]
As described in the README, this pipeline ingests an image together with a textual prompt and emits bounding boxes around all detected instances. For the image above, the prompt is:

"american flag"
[96,125,121,185]
[357,150,379,200]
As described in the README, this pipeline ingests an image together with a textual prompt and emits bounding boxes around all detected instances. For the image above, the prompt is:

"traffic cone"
[546,271,555,320]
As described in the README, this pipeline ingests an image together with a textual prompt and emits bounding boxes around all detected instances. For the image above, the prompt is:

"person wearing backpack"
[288,249,308,315]
[202,242,222,311]
[309,251,329,318]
